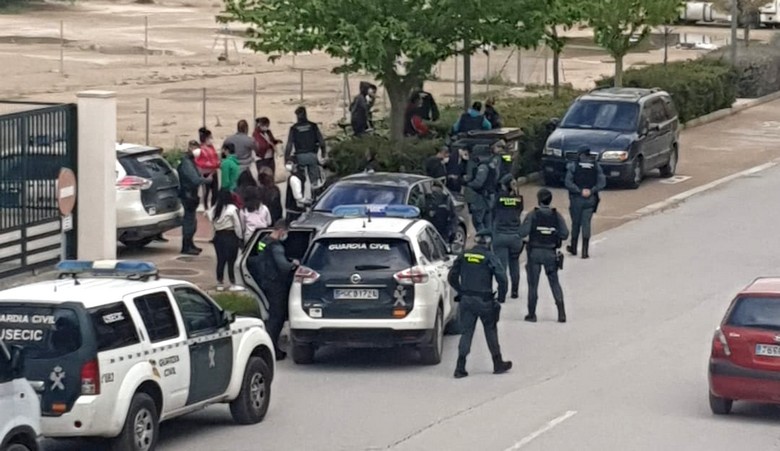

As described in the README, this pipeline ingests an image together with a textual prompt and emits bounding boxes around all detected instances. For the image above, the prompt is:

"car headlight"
[601,150,629,162]
[543,146,562,157]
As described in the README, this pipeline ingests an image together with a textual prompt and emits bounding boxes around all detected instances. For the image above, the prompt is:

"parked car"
[541,87,680,189]
[708,277,780,415]
[0,339,41,451]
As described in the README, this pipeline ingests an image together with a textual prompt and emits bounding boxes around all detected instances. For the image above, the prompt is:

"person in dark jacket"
[412,85,440,122]
[424,146,449,180]
[403,93,430,137]
[285,106,327,189]
[350,81,377,135]
[484,98,502,129]
[177,140,210,255]
[247,219,300,360]
[452,102,492,134]
[564,146,606,259]
[492,176,524,298]
[253,117,283,174]
[258,166,284,224]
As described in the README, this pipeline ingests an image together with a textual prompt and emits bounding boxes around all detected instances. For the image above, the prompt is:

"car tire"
[420,307,444,365]
[111,392,159,451]
[121,237,154,250]
[291,340,315,365]
[709,392,733,415]
[5,444,33,451]
[627,157,644,189]
[451,225,467,254]
[444,303,462,335]
[659,147,678,178]
[229,356,272,425]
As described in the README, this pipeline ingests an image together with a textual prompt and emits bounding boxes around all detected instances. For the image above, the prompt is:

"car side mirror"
[223,310,236,325]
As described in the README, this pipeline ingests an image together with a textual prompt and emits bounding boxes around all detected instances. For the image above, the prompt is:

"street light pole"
[730,0,738,64]
[463,48,472,110]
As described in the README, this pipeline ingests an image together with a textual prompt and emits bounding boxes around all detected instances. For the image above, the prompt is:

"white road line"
[503,410,578,451]
[634,160,780,217]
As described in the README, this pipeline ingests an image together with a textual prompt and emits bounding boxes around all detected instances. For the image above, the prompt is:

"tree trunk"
[744,22,750,47]
[385,79,412,141]
[552,48,561,99]
[663,29,669,66]
[614,54,624,87]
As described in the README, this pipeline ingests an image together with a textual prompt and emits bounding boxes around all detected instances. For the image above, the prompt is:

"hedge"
[706,40,780,98]
[328,135,445,177]
[596,59,737,123]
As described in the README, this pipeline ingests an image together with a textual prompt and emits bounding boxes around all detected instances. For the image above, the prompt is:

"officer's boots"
[492,355,513,374]
[557,302,567,323]
[582,238,590,259]
[454,356,469,379]
[566,234,578,256]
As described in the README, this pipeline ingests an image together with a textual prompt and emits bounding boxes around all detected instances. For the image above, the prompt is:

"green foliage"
[328,135,444,177]
[162,148,184,168]
[597,59,738,123]
[706,41,780,98]
[542,0,585,54]
[212,292,262,318]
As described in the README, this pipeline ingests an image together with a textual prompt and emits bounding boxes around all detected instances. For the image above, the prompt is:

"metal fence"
[0,101,78,278]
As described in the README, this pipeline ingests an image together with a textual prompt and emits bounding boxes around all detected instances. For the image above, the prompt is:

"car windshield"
[726,297,780,331]
[560,101,639,132]
[306,238,413,271]
[313,184,406,212]
[0,305,83,359]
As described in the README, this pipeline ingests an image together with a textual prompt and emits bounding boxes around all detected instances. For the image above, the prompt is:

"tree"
[584,0,682,87]
[712,0,764,47]
[219,0,548,139]
[541,0,584,98]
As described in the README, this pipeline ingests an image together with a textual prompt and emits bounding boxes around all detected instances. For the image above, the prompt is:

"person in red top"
[196,127,221,210]
[403,94,429,137]
[253,117,282,174]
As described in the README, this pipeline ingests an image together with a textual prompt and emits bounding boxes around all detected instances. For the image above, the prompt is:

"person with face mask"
[424,146,449,180]
[253,117,282,174]
[177,140,211,255]
[247,219,300,360]
[564,146,606,259]
[195,127,221,210]
[447,229,511,379]
[285,160,308,222]
[285,106,327,189]
[464,144,499,232]
[492,176,524,299]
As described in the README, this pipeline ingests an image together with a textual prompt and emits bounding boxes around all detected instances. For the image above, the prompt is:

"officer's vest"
[494,192,523,231]
[255,238,281,282]
[574,162,597,188]
[499,153,513,179]
[292,122,317,153]
[529,208,560,249]
[459,113,485,133]
[474,157,498,195]
[286,175,303,213]
[459,246,494,295]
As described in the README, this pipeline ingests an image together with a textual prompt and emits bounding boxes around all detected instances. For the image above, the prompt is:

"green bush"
[212,292,262,318]
[162,148,184,168]
[597,59,738,123]
[706,41,780,98]
[328,135,445,177]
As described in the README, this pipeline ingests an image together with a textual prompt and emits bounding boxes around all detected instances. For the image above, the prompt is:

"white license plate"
[755,344,780,357]
[333,289,379,300]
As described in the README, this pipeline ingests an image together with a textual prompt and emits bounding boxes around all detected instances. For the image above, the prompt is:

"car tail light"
[712,327,731,358]
[80,359,100,395]
[393,266,429,285]
[294,266,320,285]
[116,175,153,191]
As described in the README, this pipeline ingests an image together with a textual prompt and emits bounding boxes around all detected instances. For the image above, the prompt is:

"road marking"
[503,410,578,450]
[659,175,691,185]
[634,160,780,217]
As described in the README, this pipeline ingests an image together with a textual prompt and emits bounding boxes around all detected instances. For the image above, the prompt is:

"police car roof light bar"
[56,260,160,282]
[332,204,420,219]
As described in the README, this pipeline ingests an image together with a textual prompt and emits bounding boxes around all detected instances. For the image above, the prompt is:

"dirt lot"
[0,0,775,149]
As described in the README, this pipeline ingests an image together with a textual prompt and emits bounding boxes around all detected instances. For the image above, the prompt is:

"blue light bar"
[332,204,421,219]
[56,260,159,279]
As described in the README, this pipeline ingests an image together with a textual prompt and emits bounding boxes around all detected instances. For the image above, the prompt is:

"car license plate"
[755,344,780,357]
[333,289,379,300]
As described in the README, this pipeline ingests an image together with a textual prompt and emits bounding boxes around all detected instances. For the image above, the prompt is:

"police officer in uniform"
[492,176,524,299]
[565,146,606,259]
[463,144,499,231]
[247,220,300,360]
[284,106,327,189]
[448,229,512,379]
[520,189,569,323]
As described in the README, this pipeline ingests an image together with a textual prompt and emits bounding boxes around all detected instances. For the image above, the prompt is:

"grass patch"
[212,292,262,318]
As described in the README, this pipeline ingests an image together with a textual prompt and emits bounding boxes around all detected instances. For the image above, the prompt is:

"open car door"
[237,227,316,320]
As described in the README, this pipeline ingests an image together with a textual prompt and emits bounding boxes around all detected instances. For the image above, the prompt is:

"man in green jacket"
[220,142,240,192]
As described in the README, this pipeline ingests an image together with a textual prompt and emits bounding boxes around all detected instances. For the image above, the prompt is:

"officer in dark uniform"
[520,189,570,323]
[284,106,327,189]
[447,229,512,379]
[463,144,499,231]
[492,176,524,299]
[247,220,300,360]
[565,146,606,259]
[285,161,308,222]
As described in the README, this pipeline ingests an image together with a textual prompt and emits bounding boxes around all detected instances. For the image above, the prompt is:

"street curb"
[514,90,780,188]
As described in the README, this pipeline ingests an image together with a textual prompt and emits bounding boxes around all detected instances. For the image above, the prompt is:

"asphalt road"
[46,164,780,451]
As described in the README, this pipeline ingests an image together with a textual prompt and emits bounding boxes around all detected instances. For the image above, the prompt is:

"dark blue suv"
[541,87,680,189]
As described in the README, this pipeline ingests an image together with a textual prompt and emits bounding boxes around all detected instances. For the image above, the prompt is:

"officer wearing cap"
[448,229,512,379]
[565,146,606,259]
[492,175,524,299]
[519,189,569,323]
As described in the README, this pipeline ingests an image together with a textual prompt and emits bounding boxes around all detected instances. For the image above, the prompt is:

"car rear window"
[118,153,173,178]
[0,305,83,358]
[726,297,780,331]
[306,238,413,271]
[313,185,406,212]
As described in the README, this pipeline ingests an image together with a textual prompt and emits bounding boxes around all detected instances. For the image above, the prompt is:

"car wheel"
[451,225,467,254]
[627,157,644,189]
[121,237,154,250]
[111,392,159,451]
[230,356,272,424]
[709,392,733,415]
[291,339,315,364]
[5,444,33,451]
[659,147,678,178]
[444,302,462,335]
[420,307,444,365]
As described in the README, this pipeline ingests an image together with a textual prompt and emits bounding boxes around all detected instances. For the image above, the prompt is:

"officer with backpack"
[463,144,499,231]
[520,189,570,323]
[565,146,606,259]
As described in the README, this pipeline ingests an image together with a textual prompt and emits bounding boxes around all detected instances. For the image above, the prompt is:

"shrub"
[162,147,184,168]
[328,135,445,177]
[212,292,262,318]
[706,41,780,98]
[597,59,738,123]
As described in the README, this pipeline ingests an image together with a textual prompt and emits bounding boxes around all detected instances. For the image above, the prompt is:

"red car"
[709,277,780,415]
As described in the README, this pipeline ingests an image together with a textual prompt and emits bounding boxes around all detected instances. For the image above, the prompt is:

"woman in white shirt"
[207,189,245,291]
[240,186,272,242]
